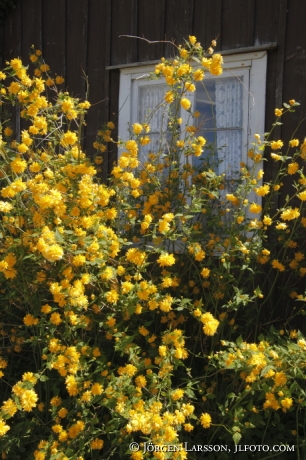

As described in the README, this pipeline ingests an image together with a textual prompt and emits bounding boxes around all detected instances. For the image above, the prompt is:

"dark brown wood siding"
[1,0,306,177]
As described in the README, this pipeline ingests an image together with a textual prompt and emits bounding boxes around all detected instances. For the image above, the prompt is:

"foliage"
[0,37,306,459]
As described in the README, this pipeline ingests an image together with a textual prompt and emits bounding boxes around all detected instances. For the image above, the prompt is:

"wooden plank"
[110,0,137,65]
[254,0,280,45]
[65,0,89,100]
[282,0,306,141]
[42,0,66,80]
[20,0,42,58]
[221,0,255,50]
[279,0,306,206]
[85,0,111,160]
[107,70,120,177]
[264,0,288,187]
[164,0,194,57]
[193,0,222,51]
[1,0,21,62]
[137,0,165,61]
[1,0,22,140]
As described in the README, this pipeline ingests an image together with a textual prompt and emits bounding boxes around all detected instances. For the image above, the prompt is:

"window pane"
[215,78,243,129]
[138,84,169,132]
[194,77,243,178]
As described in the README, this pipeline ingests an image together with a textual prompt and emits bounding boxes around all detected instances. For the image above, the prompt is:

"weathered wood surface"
[1,0,306,179]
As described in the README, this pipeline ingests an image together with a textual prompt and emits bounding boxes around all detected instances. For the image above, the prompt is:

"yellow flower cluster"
[0,46,306,459]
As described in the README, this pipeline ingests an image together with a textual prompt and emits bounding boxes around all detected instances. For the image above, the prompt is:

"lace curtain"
[138,84,169,159]
[215,77,243,181]
[136,77,243,172]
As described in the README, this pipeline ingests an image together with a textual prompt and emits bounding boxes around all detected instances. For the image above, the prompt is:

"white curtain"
[215,77,243,181]
[138,84,169,159]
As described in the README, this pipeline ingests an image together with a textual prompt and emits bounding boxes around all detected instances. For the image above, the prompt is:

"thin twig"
[119,35,178,49]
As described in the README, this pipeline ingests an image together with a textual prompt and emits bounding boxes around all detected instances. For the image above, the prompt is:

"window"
[118,50,267,183]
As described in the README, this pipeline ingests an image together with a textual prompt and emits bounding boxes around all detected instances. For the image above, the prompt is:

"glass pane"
[194,77,243,177]
[138,84,169,133]
[138,132,171,161]
[217,129,242,179]
[215,78,243,129]
[194,79,217,130]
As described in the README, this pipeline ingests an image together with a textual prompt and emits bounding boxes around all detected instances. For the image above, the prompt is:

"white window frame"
[119,50,266,154]
[118,51,267,210]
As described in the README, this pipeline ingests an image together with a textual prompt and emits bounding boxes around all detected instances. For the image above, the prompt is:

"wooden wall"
[1,0,306,179]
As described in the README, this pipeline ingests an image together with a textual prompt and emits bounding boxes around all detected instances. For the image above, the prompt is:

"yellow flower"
[263,216,272,226]
[193,69,204,81]
[40,63,50,72]
[4,127,12,136]
[189,35,197,45]
[72,254,86,266]
[158,345,167,357]
[50,312,62,325]
[0,201,13,213]
[249,203,262,214]
[0,419,10,436]
[23,372,38,384]
[68,420,85,439]
[179,48,189,59]
[40,244,64,262]
[298,190,306,201]
[23,314,39,326]
[126,248,146,266]
[185,82,195,92]
[287,162,299,175]
[157,253,176,267]
[182,423,194,434]
[226,194,239,206]
[200,268,210,278]
[135,375,147,388]
[289,329,298,338]
[272,259,285,272]
[289,139,299,147]
[200,412,212,428]
[17,143,29,153]
[55,75,65,84]
[106,317,116,328]
[281,397,293,409]
[280,207,300,221]
[201,312,219,336]
[274,371,287,387]
[132,123,143,134]
[105,290,119,304]
[139,326,149,336]
[1,399,17,417]
[274,108,283,117]
[271,140,283,150]
[255,185,270,196]
[21,390,38,411]
[210,54,223,76]
[60,131,78,147]
[171,389,184,400]
[180,97,191,110]
[90,439,104,450]
[164,91,174,104]
[91,383,103,395]
[118,364,137,376]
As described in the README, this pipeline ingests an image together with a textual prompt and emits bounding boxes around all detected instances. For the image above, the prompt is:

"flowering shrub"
[0,37,306,459]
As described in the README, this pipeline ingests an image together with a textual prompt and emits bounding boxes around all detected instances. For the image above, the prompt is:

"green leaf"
[233,432,242,444]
